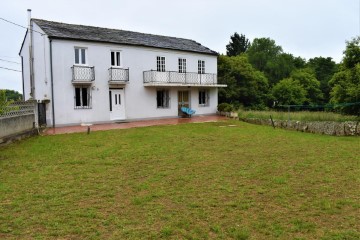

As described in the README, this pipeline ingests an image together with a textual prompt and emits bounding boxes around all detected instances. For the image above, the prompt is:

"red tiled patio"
[44,115,228,135]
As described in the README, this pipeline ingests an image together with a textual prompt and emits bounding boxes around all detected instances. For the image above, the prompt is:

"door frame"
[109,88,126,120]
[177,90,190,116]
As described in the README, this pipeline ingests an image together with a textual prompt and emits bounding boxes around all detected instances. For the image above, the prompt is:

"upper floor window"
[198,60,205,74]
[111,51,121,67]
[75,48,87,65]
[157,56,166,72]
[178,58,186,73]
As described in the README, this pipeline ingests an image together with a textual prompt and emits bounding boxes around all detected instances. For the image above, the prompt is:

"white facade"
[20,21,225,127]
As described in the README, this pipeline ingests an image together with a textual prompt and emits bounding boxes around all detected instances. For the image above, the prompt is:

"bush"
[217,103,234,112]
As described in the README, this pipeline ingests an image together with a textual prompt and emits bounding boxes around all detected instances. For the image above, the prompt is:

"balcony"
[108,67,129,84]
[143,70,227,87]
[71,66,95,84]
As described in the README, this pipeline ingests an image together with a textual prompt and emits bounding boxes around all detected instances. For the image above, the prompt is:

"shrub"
[218,103,234,112]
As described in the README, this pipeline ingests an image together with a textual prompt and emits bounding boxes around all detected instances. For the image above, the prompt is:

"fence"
[0,101,37,144]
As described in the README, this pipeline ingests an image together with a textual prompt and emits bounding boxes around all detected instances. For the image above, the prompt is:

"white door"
[110,89,125,120]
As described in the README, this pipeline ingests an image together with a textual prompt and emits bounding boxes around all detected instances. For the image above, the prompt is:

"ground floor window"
[75,87,91,109]
[199,89,209,106]
[157,89,170,108]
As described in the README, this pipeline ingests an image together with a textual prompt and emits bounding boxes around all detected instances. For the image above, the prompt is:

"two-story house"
[20,18,226,127]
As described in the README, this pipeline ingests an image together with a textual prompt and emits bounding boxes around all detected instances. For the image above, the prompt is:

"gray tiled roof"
[33,19,218,55]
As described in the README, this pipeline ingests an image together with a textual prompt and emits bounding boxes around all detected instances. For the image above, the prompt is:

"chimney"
[27,9,31,28]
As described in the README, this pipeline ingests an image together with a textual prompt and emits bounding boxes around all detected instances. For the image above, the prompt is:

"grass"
[0,121,359,239]
[238,110,359,122]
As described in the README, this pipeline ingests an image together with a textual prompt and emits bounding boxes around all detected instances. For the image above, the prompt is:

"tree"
[226,33,251,57]
[271,78,307,105]
[247,38,283,72]
[218,54,269,108]
[290,69,323,104]
[307,57,338,102]
[343,36,360,69]
[0,90,14,115]
[2,89,23,101]
[329,37,360,115]
[266,53,298,86]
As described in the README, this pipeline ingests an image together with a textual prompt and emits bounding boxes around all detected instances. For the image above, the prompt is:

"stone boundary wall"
[241,118,359,136]
[0,114,36,145]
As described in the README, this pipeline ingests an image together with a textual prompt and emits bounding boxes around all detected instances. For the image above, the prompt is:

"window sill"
[74,107,92,109]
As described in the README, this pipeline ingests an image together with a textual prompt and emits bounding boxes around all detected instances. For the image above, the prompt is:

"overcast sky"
[0,0,358,93]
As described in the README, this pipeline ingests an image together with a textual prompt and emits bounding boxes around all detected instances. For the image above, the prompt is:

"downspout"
[49,39,55,128]
[28,9,35,98]
[21,56,25,100]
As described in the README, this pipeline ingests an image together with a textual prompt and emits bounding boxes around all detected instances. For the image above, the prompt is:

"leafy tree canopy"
[329,37,360,115]
[343,36,360,69]
[0,89,22,101]
[307,57,338,102]
[272,78,307,106]
[218,54,269,109]
[290,68,323,104]
[226,33,251,56]
[247,38,283,72]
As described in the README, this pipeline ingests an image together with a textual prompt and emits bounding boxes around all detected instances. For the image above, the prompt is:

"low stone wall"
[0,114,36,144]
[242,118,360,136]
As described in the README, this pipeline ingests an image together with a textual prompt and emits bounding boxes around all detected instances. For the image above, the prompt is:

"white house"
[20,17,226,127]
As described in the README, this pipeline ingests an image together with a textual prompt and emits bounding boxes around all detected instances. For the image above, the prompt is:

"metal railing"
[143,70,217,85]
[108,67,129,83]
[0,100,36,119]
[71,66,95,83]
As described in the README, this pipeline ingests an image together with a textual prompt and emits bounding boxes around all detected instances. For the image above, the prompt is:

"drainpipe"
[49,39,55,128]
[21,56,25,100]
[28,9,35,98]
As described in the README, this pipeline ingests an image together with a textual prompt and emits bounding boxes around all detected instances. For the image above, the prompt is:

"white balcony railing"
[71,66,95,84]
[108,67,129,84]
[143,70,218,85]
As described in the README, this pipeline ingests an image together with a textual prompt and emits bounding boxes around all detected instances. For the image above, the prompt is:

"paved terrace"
[45,115,227,135]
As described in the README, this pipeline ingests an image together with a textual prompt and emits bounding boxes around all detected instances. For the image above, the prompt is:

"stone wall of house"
[241,118,360,136]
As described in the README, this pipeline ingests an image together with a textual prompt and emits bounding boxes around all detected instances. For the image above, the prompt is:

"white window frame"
[178,58,187,73]
[157,56,166,72]
[74,47,87,65]
[198,89,209,107]
[110,50,122,67]
[156,89,170,108]
[198,60,205,74]
[74,87,91,109]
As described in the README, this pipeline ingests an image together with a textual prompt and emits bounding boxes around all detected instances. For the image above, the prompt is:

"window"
[198,60,205,74]
[75,87,91,109]
[111,51,121,67]
[178,58,186,73]
[199,89,209,106]
[156,89,170,108]
[75,48,87,65]
[157,56,166,72]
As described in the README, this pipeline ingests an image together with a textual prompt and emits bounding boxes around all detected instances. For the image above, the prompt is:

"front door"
[109,89,125,120]
[178,91,190,116]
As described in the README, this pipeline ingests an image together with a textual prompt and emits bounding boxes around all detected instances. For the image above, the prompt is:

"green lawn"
[0,121,359,239]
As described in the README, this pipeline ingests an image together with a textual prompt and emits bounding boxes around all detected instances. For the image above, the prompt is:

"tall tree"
[247,38,283,72]
[329,37,360,115]
[307,57,338,102]
[271,78,307,105]
[226,33,251,56]
[291,69,323,104]
[218,54,269,108]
